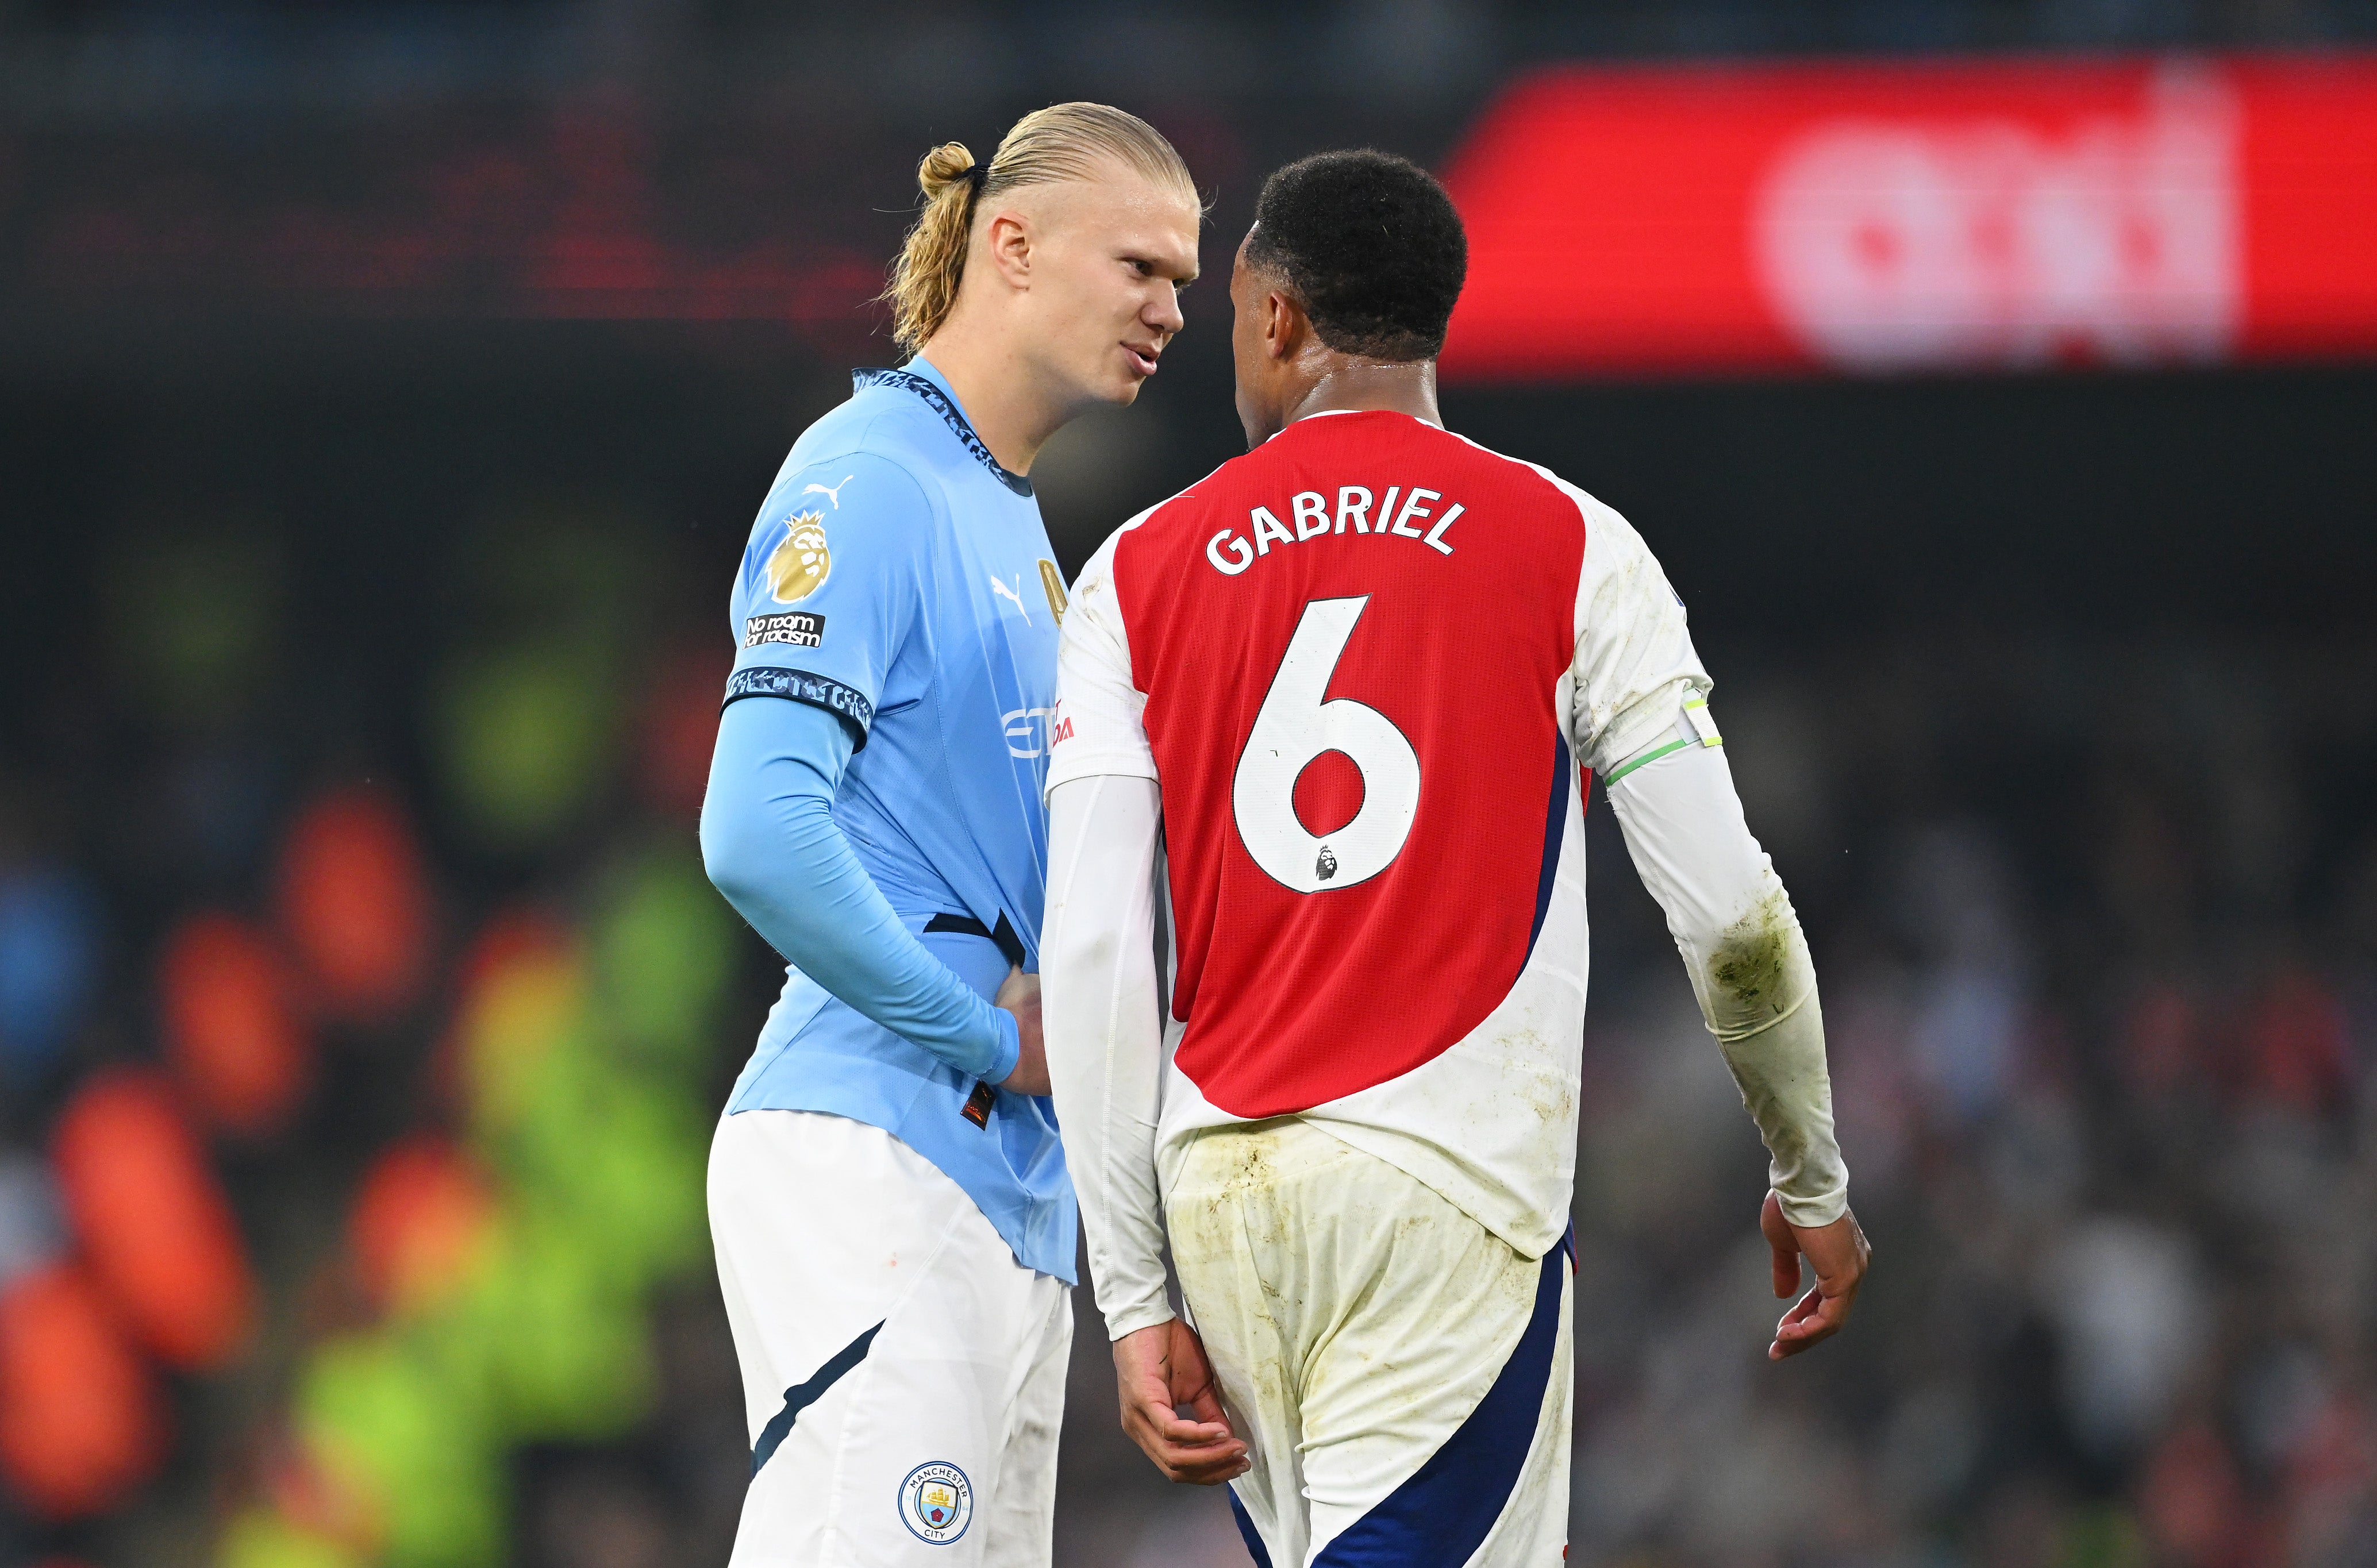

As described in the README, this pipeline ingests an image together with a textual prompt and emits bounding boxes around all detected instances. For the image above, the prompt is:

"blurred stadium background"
[3,1,2376,1565]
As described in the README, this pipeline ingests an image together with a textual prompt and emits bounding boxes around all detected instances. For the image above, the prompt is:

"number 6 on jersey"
[1231,596,1422,894]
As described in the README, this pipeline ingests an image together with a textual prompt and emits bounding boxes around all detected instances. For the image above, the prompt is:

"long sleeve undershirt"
[1605,730,1848,1231]
[1041,773,1173,1340]
[700,696,1020,1085]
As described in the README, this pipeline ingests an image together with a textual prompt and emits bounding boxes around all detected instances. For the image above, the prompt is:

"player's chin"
[1106,347,1161,401]
[1100,365,1151,406]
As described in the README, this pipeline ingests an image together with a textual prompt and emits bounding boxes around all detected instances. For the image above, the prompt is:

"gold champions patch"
[766,512,832,603]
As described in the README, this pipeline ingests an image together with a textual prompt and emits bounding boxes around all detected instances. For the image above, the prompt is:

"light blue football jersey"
[719,358,1074,1281]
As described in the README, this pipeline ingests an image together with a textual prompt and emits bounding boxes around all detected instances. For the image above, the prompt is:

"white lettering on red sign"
[1753,68,2239,371]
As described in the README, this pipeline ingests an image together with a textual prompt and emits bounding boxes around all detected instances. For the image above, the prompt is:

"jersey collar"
[852,361,1034,498]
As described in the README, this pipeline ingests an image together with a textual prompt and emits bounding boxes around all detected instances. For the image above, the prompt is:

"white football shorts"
[709,1108,1072,1567]
[1165,1118,1573,1568]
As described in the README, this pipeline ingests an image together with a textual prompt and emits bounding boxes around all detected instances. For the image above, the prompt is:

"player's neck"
[1283,359,1441,431]
[913,328,1107,475]
[911,338,1070,477]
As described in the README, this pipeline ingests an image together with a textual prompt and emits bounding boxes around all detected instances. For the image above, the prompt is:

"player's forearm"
[1043,776,1176,1340]
[701,698,1019,1084]
[1716,988,1845,1227]
[1606,730,1848,1227]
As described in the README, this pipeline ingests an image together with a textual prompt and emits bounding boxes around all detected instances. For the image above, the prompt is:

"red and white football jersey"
[1046,409,1707,1258]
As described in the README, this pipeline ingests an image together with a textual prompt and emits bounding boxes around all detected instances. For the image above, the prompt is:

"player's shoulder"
[1434,427,1606,524]
[1438,426,1666,569]
[758,410,940,541]
[1062,495,1175,637]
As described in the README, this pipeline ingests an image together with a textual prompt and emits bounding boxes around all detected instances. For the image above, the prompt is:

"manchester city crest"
[766,511,832,603]
[898,1461,974,1544]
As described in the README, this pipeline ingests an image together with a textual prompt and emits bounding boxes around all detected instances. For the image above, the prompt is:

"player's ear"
[980,207,1034,290]
[1263,287,1307,361]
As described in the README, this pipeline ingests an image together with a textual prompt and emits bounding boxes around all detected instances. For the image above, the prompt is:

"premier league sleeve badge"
[898,1461,974,1544]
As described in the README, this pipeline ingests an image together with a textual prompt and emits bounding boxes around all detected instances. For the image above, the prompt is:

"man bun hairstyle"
[1245,149,1467,363]
[883,103,1199,353]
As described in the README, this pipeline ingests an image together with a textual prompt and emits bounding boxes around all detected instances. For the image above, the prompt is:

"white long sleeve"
[1606,734,1849,1228]
[1041,773,1176,1340]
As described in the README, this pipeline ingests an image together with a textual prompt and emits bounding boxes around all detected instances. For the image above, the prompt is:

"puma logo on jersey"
[802,475,856,509]
[1207,485,1467,576]
[990,573,1030,622]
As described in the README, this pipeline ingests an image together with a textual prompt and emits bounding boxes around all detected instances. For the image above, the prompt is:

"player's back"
[1052,406,1711,1254]
[1060,403,1711,1245]
[1111,408,1583,1112]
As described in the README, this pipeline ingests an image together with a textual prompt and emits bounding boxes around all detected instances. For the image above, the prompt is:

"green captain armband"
[1605,695,1724,785]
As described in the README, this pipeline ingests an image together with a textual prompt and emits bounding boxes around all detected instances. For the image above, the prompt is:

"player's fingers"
[1149,1438,1251,1485]
[1768,1285,1843,1359]
[1179,1380,1234,1432]
[1760,1192,1798,1299]
[1768,1239,1801,1299]
[1149,1412,1240,1448]
[1130,1394,1237,1448]
[1166,1455,1252,1486]
[1126,1407,1249,1484]
[1149,1426,1247,1458]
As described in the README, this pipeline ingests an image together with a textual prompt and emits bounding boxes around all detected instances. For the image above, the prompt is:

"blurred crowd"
[1548,635,2377,1568]
[3,459,2366,1568]
[0,503,761,1568]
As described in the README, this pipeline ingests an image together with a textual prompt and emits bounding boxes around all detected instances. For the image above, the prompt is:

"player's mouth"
[1124,342,1161,377]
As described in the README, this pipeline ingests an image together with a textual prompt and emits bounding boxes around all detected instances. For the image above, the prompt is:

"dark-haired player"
[1040,151,1870,1565]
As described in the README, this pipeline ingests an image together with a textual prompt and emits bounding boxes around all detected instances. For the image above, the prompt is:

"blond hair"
[882,103,1198,353]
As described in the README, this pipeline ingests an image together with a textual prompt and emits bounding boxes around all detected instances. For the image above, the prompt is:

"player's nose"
[1148,286,1185,337]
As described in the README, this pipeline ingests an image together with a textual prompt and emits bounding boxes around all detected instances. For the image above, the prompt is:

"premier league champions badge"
[899,1461,974,1544]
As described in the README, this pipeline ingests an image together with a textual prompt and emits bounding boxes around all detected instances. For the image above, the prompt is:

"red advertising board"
[1437,54,2377,380]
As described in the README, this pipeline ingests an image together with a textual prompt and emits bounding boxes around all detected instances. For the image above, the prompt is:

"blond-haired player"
[699,106,1199,1566]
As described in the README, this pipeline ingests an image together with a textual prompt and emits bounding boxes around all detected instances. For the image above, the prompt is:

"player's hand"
[1112,1319,1250,1485]
[994,968,1050,1095]
[1761,1191,1869,1361]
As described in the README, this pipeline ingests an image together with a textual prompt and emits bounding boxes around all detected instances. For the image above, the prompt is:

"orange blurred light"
[160,913,312,1138]
[347,1135,496,1317]
[0,1263,168,1520]
[52,1069,255,1369]
[276,788,433,1022]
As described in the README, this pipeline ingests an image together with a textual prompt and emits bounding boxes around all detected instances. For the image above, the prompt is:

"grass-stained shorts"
[1167,1118,1573,1568]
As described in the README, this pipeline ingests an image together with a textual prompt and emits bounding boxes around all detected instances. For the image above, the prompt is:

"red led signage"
[1437,54,2377,379]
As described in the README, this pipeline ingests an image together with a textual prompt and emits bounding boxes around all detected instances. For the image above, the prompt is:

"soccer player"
[699,105,1199,1566]
[1040,150,1869,1566]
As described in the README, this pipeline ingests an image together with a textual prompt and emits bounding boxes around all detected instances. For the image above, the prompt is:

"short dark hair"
[1245,149,1467,362]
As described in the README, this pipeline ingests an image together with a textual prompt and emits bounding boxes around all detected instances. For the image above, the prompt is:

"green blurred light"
[216,1509,364,1568]
[299,1335,502,1568]
[105,523,286,729]
[591,849,737,1077]
[432,645,616,848]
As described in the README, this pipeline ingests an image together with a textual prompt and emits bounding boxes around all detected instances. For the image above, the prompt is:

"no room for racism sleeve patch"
[745,611,826,649]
